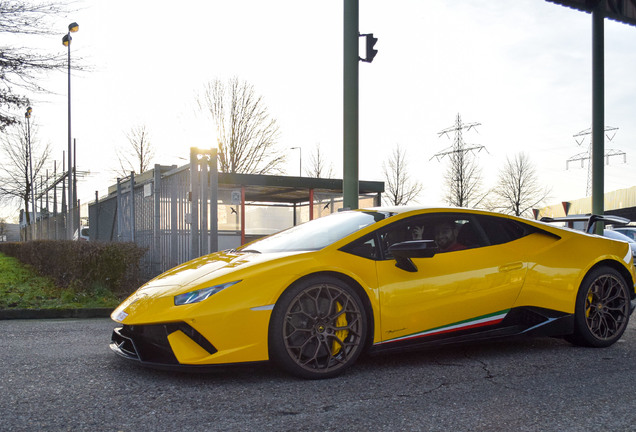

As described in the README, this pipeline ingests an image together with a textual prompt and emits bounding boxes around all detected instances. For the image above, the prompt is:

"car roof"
[354,206,558,234]
[362,205,432,214]
[362,205,488,215]
[358,206,604,240]
[361,206,542,223]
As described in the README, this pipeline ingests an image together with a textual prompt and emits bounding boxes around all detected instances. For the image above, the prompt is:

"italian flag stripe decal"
[378,309,510,345]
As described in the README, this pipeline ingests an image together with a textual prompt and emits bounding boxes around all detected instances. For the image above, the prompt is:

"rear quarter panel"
[513,229,634,313]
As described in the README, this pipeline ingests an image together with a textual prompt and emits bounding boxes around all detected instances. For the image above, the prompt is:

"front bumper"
[110,322,217,366]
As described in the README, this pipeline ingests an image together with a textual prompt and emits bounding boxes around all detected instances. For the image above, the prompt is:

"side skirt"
[367,306,574,355]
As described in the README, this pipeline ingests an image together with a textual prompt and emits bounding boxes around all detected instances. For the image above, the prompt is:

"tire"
[269,276,368,379]
[567,266,631,348]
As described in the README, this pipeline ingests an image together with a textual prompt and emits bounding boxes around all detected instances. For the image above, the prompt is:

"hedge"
[0,240,147,298]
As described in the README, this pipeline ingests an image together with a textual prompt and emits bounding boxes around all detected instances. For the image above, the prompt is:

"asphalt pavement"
[1,318,635,431]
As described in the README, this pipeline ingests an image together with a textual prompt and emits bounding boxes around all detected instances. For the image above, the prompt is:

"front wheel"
[567,266,631,348]
[269,276,368,379]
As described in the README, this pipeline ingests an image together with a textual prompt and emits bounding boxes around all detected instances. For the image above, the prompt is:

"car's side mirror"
[388,240,438,272]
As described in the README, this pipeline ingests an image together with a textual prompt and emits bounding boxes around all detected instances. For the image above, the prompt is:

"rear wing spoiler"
[540,214,630,233]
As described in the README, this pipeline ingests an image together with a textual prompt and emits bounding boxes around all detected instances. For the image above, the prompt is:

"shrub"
[0,241,147,299]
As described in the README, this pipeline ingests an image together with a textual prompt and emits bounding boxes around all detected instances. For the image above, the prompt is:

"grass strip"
[0,253,120,309]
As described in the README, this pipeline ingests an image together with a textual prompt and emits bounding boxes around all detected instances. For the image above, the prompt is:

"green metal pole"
[67,34,73,239]
[343,0,359,210]
[592,3,604,232]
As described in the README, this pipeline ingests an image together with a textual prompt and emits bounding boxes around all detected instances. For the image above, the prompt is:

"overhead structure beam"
[546,0,636,26]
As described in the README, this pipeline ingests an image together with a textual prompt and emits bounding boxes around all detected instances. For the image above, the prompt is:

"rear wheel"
[269,276,367,379]
[567,266,630,347]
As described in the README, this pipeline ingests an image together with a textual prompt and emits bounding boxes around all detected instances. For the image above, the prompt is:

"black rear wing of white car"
[540,214,631,234]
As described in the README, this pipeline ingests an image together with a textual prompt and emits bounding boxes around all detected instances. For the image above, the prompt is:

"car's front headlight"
[174,281,240,306]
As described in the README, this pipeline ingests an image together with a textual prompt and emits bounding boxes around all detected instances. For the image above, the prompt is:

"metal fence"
[88,148,382,281]
[21,207,80,241]
[19,162,85,242]
[90,162,211,278]
[90,149,249,279]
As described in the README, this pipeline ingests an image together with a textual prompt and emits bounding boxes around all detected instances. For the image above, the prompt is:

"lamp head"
[62,34,71,47]
[68,22,79,33]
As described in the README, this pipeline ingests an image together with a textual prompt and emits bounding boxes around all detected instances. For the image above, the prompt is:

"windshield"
[240,211,391,253]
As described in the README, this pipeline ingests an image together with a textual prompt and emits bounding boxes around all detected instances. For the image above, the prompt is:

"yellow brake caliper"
[585,289,594,318]
[332,302,349,355]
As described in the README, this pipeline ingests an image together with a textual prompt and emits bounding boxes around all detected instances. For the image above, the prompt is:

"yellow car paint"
[377,239,527,342]
[167,330,213,364]
[111,207,636,368]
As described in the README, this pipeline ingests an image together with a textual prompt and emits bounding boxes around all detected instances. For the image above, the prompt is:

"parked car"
[614,226,636,242]
[111,207,636,379]
[540,214,636,264]
[604,229,636,260]
[73,226,89,241]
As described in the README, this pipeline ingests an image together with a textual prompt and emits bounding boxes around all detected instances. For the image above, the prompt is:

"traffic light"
[359,33,378,63]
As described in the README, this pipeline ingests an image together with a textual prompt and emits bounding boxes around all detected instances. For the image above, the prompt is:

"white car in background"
[73,226,89,241]
[603,229,636,261]
[540,214,636,263]
[614,226,636,242]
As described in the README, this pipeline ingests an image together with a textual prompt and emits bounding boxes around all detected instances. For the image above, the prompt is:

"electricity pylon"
[432,113,487,208]
[432,113,486,161]
[566,126,625,197]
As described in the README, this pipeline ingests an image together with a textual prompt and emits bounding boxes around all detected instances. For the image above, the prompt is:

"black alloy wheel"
[567,266,630,348]
[269,276,368,379]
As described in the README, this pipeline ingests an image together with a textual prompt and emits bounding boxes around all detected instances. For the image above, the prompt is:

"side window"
[475,215,535,246]
[379,213,489,259]
[341,235,378,260]
[618,230,636,241]
[379,219,420,259]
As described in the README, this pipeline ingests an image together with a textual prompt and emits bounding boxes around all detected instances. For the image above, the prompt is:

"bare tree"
[115,125,155,177]
[443,144,484,208]
[383,144,422,206]
[0,1,75,129]
[198,77,284,174]
[0,119,51,223]
[305,143,334,178]
[490,152,551,217]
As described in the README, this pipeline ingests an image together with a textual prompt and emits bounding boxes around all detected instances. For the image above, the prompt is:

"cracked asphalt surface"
[1,318,635,431]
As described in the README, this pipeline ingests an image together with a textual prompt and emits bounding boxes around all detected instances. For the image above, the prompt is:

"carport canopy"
[218,172,384,206]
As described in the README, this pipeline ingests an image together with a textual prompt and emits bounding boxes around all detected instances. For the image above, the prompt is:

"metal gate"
[89,148,219,278]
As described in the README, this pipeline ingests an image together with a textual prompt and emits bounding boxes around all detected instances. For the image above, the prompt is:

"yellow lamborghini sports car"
[110,207,636,379]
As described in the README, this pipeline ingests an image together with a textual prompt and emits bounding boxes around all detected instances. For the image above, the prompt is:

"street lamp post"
[290,147,302,176]
[63,22,78,239]
[25,107,36,239]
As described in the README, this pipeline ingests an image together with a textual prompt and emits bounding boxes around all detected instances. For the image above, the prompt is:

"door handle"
[499,262,523,272]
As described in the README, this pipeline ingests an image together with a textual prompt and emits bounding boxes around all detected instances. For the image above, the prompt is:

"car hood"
[137,249,301,295]
[112,248,313,323]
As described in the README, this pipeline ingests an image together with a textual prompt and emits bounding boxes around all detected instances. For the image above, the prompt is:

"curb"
[0,308,113,320]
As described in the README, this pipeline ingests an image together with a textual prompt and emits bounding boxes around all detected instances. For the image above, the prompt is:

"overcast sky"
[10,0,636,220]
